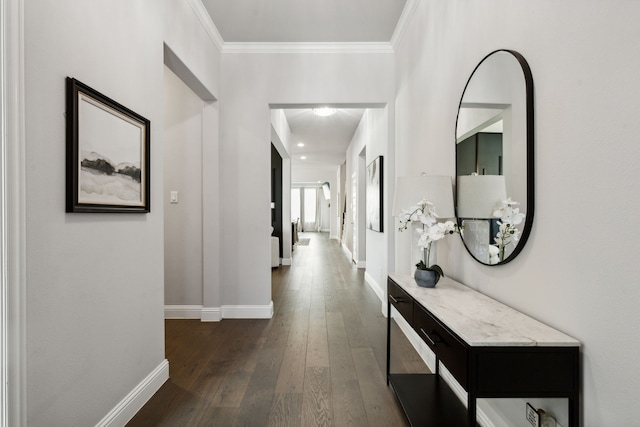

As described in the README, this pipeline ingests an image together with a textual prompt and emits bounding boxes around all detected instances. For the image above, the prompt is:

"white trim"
[222,301,274,319]
[356,260,366,269]
[164,305,203,319]
[390,0,420,50]
[364,271,384,303]
[200,306,222,322]
[281,257,292,266]
[2,0,26,424]
[185,0,224,51]
[164,304,274,320]
[95,359,169,427]
[1,2,8,419]
[222,42,394,54]
[341,243,352,262]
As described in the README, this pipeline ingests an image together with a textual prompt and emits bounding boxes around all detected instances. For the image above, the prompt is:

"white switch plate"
[170,191,179,204]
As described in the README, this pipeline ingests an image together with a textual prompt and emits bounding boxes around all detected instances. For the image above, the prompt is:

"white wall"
[164,0,221,100]
[163,66,204,306]
[219,51,394,309]
[394,0,640,425]
[164,0,222,317]
[21,0,223,424]
[24,1,166,425]
[345,108,393,296]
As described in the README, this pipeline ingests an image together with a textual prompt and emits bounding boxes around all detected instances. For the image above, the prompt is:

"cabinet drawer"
[413,303,469,388]
[388,279,413,321]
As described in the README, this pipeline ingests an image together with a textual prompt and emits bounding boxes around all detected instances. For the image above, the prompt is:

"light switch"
[170,191,179,204]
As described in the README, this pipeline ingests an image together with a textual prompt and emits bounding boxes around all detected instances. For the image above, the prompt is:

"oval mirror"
[455,49,534,265]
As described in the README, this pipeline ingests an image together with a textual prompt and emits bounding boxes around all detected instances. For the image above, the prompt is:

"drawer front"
[413,303,469,388]
[388,279,413,321]
[475,348,579,394]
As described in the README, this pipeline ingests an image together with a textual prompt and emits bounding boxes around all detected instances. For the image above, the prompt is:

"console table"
[386,273,581,426]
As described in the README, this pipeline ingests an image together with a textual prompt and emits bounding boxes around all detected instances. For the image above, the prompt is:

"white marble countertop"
[389,273,580,347]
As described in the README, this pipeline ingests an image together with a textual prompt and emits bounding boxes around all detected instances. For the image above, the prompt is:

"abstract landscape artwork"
[66,78,150,213]
[366,155,383,232]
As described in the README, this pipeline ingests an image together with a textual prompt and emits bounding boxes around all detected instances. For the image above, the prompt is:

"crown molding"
[188,0,417,55]
[222,42,394,54]
[390,0,420,50]
[186,0,224,51]
[187,0,420,53]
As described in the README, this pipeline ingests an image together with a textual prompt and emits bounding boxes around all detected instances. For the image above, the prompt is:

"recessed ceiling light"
[300,156,307,160]
[312,107,336,117]
[297,142,305,147]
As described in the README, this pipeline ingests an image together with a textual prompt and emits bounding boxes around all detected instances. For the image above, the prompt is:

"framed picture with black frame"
[366,155,383,232]
[66,77,150,213]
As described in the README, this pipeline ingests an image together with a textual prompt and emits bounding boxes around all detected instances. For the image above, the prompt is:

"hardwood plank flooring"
[127,232,425,426]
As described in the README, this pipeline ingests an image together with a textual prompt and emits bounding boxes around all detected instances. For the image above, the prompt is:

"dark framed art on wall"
[66,77,150,213]
[366,155,383,232]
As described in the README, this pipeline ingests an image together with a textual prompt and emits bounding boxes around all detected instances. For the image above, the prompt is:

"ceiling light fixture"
[297,142,305,147]
[300,156,307,160]
[312,107,336,117]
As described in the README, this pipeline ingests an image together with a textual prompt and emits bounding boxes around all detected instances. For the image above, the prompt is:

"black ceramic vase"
[414,265,443,288]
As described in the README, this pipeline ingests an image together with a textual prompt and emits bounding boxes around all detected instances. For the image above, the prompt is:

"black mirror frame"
[454,49,535,265]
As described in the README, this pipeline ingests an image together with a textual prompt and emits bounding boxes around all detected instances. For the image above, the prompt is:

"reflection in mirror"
[455,50,534,265]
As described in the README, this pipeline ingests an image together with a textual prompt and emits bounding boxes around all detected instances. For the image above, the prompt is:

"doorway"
[162,56,220,320]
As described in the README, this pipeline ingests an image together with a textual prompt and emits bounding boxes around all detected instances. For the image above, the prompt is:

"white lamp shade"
[392,175,455,218]
[456,175,507,219]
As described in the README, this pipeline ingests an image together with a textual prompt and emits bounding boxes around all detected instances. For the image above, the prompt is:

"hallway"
[128,232,421,426]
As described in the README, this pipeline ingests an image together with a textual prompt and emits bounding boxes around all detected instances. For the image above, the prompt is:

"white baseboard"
[95,359,169,427]
[164,305,203,319]
[340,244,365,268]
[201,307,222,322]
[281,257,292,265]
[165,302,274,320]
[222,301,274,319]
[341,243,352,261]
[364,271,384,303]
[330,234,338,240]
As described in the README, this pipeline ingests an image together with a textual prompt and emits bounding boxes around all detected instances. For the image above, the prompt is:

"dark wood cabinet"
[386,274,580,426]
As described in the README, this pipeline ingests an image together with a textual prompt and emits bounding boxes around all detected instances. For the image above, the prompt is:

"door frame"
[1,0,26,424]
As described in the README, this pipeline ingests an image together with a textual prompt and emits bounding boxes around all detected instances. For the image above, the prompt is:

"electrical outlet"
[526,403,540,427]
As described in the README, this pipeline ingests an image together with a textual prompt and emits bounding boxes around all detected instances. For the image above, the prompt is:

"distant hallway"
[129,232,421,426]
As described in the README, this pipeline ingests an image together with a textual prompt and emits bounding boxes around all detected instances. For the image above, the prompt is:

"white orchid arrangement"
[398,199,459,272]
[492,197,526,261]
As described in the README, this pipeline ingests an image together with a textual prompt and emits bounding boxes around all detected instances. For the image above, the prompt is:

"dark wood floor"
[127,232,426,426]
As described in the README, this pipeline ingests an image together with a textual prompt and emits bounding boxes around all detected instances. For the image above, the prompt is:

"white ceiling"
[201,0,406,172]
[201,0,407,43]
[284,108,365,167]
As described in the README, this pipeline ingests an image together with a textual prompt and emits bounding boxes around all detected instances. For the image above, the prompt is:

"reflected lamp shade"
[456,175,507,219]
[392,175,455,219]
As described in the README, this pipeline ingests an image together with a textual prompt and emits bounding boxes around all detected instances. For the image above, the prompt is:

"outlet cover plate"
[526,403,540,427]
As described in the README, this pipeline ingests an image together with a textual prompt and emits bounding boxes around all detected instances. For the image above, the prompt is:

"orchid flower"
[493,197,526,261]
[399,199,460,269]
